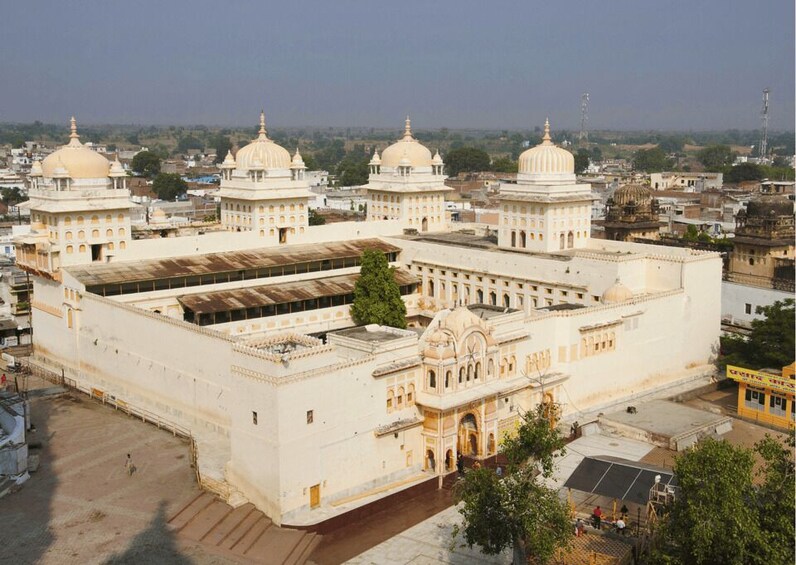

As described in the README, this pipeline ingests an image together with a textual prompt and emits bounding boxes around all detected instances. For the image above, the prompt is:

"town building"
[649,172,723,191]
[602,184,664,242]
[726,363,795,429]
[16,115,722,527]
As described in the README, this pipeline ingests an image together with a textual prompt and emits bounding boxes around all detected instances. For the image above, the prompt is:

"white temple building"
[17,114,722,527]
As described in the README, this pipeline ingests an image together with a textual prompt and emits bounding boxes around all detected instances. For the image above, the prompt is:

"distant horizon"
[1,120,793,137]
[3,0,793,131]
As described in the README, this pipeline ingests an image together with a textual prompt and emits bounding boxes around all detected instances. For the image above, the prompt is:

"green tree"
[658,136,686,153]
[308,208,326,226]
[633,147,671,172]
[491,156,518,173]
[725,162,765,183]
[574,149,590,173]
[697,145,735,170]
[211,135,232,164]
[653,435,794,565]
[454,404,571,565]
[589,146,603,162]
[336,156,369,186]
[350,250,407,329]
[152,173,188,201]
[683,224,699,242]
[176,135,203,153]
[445,147,491,177]
[719,299,795,370]
[1,187,24,206]
[131,150,162,177]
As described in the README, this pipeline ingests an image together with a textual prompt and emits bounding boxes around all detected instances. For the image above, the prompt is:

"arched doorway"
[445,449,454,472]
[511,231,517,247]
[426,449,436,472]
[559,233,565,249]
[458,413,479,457]
[519,231,526,247]
[421,217,429,231]
[567,231,574,248]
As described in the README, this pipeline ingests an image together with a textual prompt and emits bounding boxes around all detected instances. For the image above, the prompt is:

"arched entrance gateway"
[458,413,479,457]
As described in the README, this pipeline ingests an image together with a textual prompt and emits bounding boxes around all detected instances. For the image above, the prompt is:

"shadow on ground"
[104,501,193,564]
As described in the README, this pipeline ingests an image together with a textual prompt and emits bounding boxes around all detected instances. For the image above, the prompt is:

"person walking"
[125,453,136,476]
[592,505,602,530]
[456,453,464,476]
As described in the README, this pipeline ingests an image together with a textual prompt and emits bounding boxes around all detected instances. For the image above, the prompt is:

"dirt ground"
[0,391,239,565]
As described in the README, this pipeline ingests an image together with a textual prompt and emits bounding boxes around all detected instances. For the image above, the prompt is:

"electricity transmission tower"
[759,88,770,160]
[579,93,589,144]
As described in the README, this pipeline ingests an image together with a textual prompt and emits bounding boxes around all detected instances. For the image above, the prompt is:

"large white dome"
[234,111,291,171]
[380,117,433,168]
[41,117,111,180]
[518,119,574,176]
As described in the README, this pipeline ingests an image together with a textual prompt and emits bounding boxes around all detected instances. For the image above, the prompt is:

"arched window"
[77,216,84,226]
[120,241,126,250]
[106,229,113,237]
[428,370,436,389]
[489,291,497,306]
[427,280,435,297]
[467,364,472,381]
[397,387,404,408]
[92,229,99,238]
[475,362,481,380]
[66,245,74,254]
[509,356,516,375]
[519,231,526,247]
[407,383,415,404]
[445,370,452,389]
[119,228,126,237]
[487,359,494,377]
[503,294,510,308]
[78,230,85,240]
[476,289,484,303]
[386,389,394,411]
[64,216,72,226]
[117,214,124,222]
[65,231,73,241]
[108,242,114,251]
[91,215,99,225]
[459,367,465,384]
[79,244,86,253]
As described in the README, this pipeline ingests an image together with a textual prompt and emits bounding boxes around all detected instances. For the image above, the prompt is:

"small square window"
[306,410,314,424]
[252,411,258,425]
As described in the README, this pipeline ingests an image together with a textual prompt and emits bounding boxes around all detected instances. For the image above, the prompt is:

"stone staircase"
[168,492,320,564]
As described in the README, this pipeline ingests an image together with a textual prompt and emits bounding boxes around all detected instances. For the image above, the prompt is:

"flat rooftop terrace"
[599,399,732,451]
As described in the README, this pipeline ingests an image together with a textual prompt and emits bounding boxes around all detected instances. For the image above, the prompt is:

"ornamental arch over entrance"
[458,412,480,457]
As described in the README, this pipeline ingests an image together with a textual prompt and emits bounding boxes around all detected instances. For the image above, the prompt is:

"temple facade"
[17,114,722,527]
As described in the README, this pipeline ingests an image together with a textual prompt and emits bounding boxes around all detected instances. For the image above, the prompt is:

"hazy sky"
[2,0,793,131]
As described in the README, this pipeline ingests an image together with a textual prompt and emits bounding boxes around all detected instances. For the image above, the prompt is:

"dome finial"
[258,110,267,138]
[69,116,80,142]
[403,115,412,139]
[542,118,551,144]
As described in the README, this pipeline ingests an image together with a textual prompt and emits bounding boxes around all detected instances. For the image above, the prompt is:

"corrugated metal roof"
[67,239,400,286]
[177,269,417,314]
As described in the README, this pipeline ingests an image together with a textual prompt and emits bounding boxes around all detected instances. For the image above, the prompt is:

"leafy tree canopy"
[697,145,735,170]
[491,156,518,173]
[574,149,590,174]
[152,173,188,201]
[211,135,232,164]
[445,147,491,177]
[724,162,765,183]
[1,187,24,205]
[350,250,407,329]
[720,299,794,370]
[176,135,204,153]
[131,150,162,177]
[308,208,326,226]
[633,147,671,173]
[652,435,794,565]
[454,404,571,564]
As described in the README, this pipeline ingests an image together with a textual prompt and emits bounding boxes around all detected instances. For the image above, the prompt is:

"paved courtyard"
[0,390,239,565]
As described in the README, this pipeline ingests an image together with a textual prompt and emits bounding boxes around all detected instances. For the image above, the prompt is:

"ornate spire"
[257,110,268,139]
[542,118,552,144]
[403,115,412,140]
[69,116,80,144]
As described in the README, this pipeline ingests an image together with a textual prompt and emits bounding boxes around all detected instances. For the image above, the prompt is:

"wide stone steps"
[168,493,319,564]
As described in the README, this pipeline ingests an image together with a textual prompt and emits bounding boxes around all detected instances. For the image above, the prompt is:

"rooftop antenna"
[579,92,589,145]
[759,88,770,160]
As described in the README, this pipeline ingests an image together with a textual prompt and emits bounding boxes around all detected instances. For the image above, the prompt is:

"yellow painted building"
[727,363,795,429]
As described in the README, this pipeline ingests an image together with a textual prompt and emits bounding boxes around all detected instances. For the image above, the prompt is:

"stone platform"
[599,399,732,451]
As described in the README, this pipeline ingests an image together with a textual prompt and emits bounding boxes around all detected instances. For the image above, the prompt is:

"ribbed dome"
[613,184,651,206]
[235,111,291,171]
[380,117,432,168]
[41,117,111,180]
[746,196,793,218]
[518,119,574,175]
[601,279,633,304]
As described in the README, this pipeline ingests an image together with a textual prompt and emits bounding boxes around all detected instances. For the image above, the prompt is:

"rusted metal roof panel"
[67,239,400,286]
[177,269,417,314]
